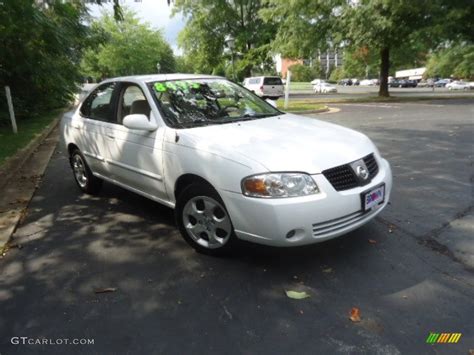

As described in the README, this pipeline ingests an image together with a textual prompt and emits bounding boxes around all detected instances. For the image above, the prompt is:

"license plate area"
[361,183,385,211]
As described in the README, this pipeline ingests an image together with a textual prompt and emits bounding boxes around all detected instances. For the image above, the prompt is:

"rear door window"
[80,82,117,122]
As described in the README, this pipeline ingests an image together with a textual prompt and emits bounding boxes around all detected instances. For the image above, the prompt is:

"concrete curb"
[287,107,330,115]
[0,117,60,192]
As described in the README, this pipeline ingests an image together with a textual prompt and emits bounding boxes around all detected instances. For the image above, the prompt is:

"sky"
[87,0,186,54]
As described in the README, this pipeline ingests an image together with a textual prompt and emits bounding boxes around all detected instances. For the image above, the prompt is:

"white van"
[243,76,284,100]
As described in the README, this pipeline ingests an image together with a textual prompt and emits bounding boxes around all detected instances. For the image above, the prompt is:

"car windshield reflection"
[149,78,282,128]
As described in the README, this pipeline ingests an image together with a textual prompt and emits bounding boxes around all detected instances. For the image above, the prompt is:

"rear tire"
[175,183,236,256]
[70,149,102,195]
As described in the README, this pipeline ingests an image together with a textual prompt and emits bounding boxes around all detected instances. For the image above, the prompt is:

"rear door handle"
[106,132,115,139]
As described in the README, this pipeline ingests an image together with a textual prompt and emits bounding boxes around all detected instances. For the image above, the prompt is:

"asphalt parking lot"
[291,85,474,100]
[1,99,473,354]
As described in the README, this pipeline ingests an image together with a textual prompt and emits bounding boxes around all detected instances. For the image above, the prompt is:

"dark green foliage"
[0,0,90,119]
[288,64,321,82]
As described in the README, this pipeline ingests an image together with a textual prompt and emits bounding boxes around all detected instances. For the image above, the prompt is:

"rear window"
[264,77,283,85]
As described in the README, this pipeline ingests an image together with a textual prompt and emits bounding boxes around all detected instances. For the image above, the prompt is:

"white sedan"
[313,82,338,93]
[446,81,470,90]
[60,74,392,255]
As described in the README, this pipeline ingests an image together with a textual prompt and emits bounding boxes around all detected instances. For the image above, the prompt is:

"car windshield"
[149,78,282,128]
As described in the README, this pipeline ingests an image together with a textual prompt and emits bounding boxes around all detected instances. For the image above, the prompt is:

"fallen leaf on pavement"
[468,349,474,355]
[285,290,310,299]
[368,239,377,244]
[94,287,117,294]
[322,267,333,273]
[349,307,361,322]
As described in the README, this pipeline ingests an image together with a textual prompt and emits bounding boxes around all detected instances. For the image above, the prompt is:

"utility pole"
[5,86,18,134]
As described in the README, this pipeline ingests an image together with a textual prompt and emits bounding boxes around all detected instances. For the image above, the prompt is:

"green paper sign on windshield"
[154,81,200,93]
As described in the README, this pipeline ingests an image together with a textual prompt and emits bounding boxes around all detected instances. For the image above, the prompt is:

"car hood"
[178,113,376,174]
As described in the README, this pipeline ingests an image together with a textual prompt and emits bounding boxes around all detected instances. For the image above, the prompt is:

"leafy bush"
[288,64,320,82]
[329,67,345,82]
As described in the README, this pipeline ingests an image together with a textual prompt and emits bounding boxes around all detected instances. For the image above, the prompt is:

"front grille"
[321,164,359,191]
[363,153,379,177]
[322,153,379,191]
[312,210,371,237]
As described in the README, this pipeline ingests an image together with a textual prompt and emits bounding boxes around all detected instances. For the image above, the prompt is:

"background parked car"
[310,79,326,86]
[352,78,360,86]
[338,78,353,86]
[434,79,451,87]
[391,79,417,88]
[446,81,470,90]
[313,82,337,94]
[243,76,284,100]
[389,79,401,88]
[360,79,377,86]
[417,80,434,88]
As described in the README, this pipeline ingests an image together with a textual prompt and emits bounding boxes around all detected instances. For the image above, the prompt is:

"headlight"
[242,173,319,198]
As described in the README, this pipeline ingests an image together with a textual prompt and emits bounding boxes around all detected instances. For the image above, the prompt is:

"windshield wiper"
[238,113,279,121]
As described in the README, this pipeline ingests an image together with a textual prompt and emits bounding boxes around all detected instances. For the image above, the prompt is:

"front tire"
[70,149,102,194]
[176,184,236,256]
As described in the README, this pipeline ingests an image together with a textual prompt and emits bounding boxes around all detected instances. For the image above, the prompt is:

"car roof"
[245,76,281,79]
[101,73,222,84]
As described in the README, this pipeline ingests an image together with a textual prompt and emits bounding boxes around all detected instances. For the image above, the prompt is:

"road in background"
[1,99,473,354]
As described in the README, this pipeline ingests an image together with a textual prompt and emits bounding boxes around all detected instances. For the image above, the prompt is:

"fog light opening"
[286,230,296,239]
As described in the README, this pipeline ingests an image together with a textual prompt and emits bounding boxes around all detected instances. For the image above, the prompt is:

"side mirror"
[265,98,277,108]
[123,114,157,131]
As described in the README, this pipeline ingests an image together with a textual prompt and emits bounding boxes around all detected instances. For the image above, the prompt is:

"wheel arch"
[174,173,217,201]
[67,143,80,156]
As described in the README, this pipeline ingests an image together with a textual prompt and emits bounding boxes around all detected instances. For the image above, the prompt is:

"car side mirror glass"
[265,98,277,108]
[123,114,158,131]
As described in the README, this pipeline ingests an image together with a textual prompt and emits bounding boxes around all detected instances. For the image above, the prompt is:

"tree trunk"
[378,47,390,97]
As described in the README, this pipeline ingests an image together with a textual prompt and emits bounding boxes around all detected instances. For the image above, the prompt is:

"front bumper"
[220,158,392,247]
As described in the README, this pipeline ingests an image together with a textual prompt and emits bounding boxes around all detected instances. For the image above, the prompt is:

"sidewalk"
[0,126,59,252]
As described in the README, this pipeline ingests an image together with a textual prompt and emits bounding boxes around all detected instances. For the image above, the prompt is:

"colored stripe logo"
[426,333,462,344]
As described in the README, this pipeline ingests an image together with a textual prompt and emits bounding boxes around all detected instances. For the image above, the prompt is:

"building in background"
[274,49,343,79]
[395,67,426,80]
[274,55,302,79]
[316,49,343,78]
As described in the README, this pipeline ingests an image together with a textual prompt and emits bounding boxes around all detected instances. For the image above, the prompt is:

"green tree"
[426,44,474,80]
[262,0,473,97]
[0,0,90,118]
[81,10,175,79]
[173,0,277,79]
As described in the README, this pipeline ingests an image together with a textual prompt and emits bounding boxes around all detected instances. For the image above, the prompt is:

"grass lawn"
[277,99,327,112]
[289,82,313,91]
[0,110,60,166]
